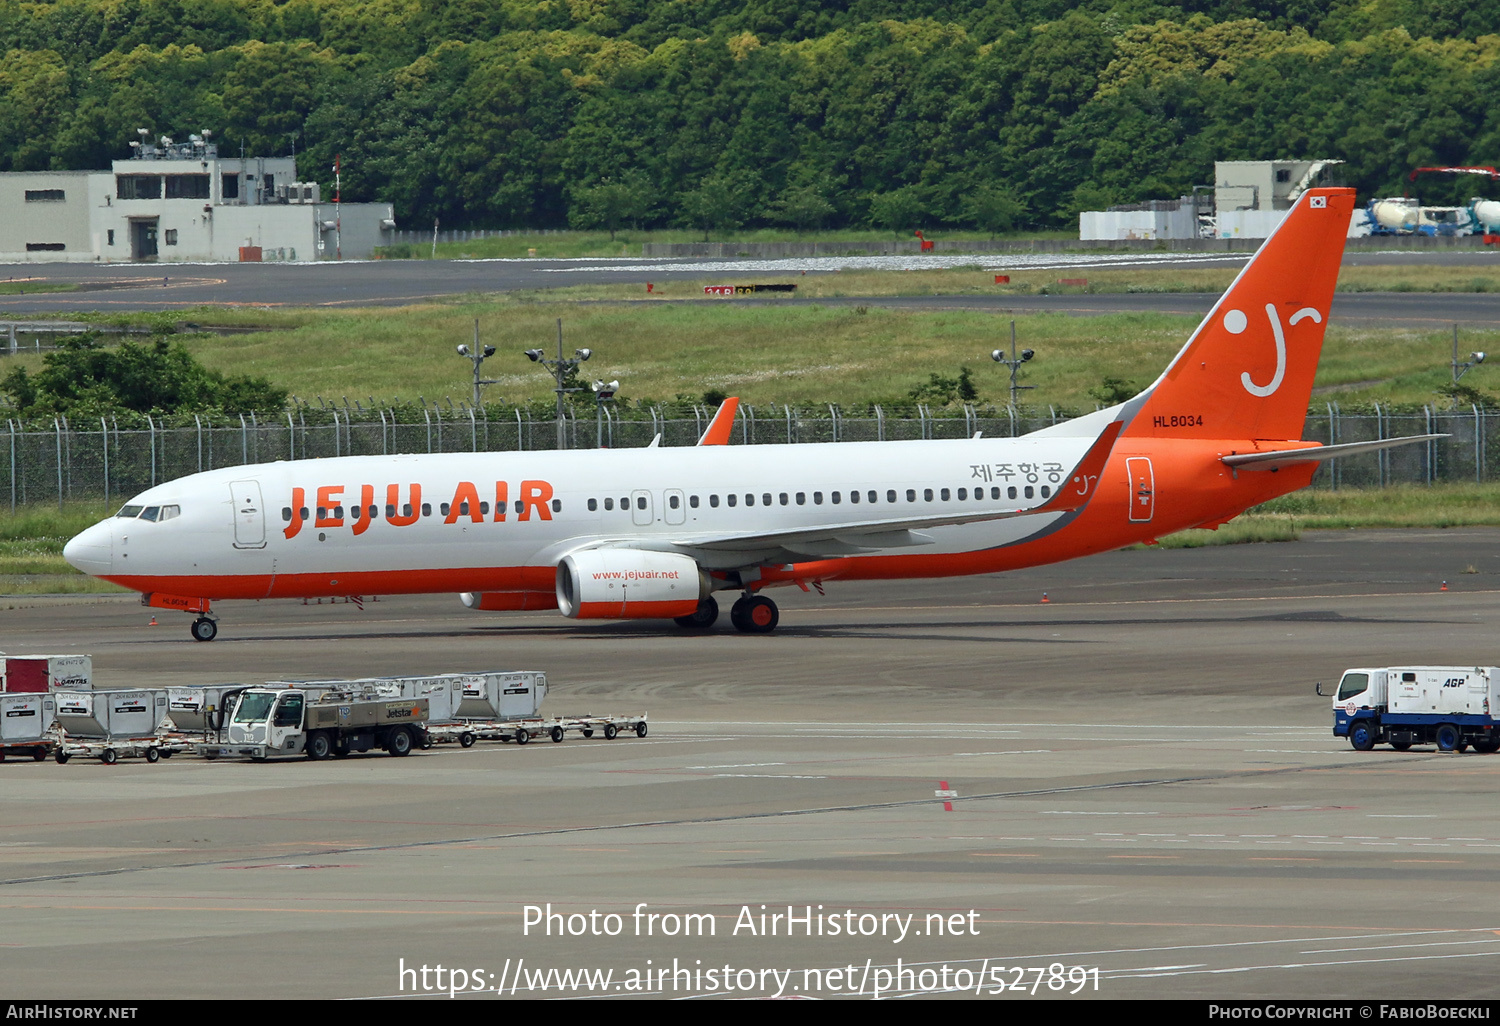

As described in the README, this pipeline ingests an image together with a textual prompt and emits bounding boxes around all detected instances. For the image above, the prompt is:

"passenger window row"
[582,484,1051,513]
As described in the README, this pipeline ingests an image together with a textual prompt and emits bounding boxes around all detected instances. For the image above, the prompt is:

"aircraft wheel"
[1348,720,1377,752]
[190,617,218,642]
[732,595,779,634]
[674,596,719,630]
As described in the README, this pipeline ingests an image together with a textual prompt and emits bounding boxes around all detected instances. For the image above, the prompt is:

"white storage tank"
[1472,198,1500,232]
[55,690,166,738]
[1370,197,1420,231]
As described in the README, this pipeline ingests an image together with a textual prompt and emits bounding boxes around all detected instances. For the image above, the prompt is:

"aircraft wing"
[1221,434,1446,472]
[672,421,1122,557]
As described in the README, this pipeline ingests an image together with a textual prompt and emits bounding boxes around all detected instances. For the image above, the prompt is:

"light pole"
[1453,324,1486,381]
[456,319,497,405]
[525,318,592,448]
[991,320,1035,408]
[591,379,619,448]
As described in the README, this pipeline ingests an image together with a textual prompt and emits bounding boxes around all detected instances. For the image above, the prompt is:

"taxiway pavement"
[2,529,1498,999]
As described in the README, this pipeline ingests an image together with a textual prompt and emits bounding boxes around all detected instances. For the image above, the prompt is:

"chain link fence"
[2,403,1493,511]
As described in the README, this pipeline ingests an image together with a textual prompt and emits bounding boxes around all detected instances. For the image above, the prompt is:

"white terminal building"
[1079,159,1352,241]
[0,131,396,262]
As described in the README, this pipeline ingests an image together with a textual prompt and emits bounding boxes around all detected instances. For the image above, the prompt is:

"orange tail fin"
[1122,187,1354,442]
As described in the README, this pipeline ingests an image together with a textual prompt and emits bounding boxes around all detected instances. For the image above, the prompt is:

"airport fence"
[0,403,1493,511]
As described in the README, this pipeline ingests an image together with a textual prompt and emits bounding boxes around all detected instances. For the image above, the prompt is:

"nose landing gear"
[729,594,779,633]
[190,617,219,642]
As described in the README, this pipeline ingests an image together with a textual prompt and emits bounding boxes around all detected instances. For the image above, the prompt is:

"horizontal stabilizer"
[1221,434,1447,472]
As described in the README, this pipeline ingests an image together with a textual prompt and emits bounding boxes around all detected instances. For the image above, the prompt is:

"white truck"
[1319,666,1500,753]
[198,687,429,761]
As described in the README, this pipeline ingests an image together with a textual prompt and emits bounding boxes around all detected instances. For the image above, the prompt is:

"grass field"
[0,279,77,295]
[6,296,1495,412]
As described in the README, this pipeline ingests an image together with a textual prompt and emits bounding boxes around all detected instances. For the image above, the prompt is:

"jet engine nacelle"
[556,549,708,619]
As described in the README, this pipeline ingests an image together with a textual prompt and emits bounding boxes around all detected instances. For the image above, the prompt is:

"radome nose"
[63,522,112,574]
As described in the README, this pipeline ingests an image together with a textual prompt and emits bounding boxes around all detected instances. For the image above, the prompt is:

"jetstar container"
[166,686,252,733]
[55,690,166,738]
[3,655,92,693]
[455,671,547,720]
[0,693,56,743]
[357,676,465,724]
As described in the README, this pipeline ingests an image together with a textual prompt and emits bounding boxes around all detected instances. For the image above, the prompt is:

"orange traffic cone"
[1041,593,1050,604]
[148,616,158,626]
[1441,581,1449,591]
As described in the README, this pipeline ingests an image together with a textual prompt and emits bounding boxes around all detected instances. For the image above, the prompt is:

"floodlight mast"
[522,319,592,448]
[990,320,1035,408]
[457,319,500,405]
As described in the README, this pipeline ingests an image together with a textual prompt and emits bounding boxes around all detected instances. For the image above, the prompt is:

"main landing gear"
[190,617,218,642]
[729,594,778,634]
[671,593,781,633]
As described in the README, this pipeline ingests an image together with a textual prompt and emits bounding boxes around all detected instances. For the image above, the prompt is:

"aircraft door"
[1126,457,1154,522]
[664,489,686,525]
[631,489,653,526]
[230,480,267,548]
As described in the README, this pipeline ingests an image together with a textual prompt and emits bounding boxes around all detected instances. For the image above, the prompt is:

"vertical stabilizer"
[1122,187,1354,441]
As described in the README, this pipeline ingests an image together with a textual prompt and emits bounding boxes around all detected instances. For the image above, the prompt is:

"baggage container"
[55,689,167,738]
[0,693,57,760]
[456,671,547,721]
[361,676,464,724]
[3,655,92,693]
[166,685,252,734]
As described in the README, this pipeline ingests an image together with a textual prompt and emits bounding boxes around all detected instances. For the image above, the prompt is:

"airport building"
[1079,159,1345,240]
[0,133,396,262]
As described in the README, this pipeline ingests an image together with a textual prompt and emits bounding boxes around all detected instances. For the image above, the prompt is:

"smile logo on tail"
[1224,304,1324,398]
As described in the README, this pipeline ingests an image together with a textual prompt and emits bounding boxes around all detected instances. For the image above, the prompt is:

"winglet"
[697,397,740,446]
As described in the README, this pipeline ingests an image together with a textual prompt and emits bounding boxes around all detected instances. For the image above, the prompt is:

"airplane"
[63,187,1439,641]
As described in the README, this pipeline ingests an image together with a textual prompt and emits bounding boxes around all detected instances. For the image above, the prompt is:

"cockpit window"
[139,506,161,522]
[116,505,143,518]
[158,505,181,522]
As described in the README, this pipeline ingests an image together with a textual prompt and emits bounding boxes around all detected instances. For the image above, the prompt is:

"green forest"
[2,0,1498,231]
